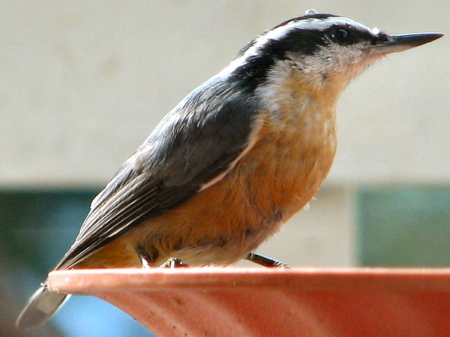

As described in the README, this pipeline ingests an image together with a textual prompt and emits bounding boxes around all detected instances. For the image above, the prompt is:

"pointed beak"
[370,32,444,55]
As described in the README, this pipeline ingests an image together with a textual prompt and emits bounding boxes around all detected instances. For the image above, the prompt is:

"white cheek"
[308,43,377,80]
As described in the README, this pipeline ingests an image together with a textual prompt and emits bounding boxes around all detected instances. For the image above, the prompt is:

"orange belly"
[82,114,336,267]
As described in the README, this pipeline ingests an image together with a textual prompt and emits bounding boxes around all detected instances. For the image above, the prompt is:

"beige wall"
[1,1,448,266]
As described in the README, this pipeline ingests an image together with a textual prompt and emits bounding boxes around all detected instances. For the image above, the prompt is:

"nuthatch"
[17,9,442,329]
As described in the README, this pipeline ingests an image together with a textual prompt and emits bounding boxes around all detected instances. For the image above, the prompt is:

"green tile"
[0,190,97,273]
[357,186,450,266]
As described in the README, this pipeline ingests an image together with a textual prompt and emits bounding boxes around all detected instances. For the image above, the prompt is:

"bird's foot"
[159,257,189,268]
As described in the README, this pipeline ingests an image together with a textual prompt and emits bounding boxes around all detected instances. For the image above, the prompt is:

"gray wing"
[56,77,260,269]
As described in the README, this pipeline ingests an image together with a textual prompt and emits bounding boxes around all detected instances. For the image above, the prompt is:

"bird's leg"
[159,257,189,268]
[137,244,189,268]
[136,245,154,269]
[245,252,289,268]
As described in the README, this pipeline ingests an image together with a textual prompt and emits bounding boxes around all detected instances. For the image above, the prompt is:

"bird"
[16,9,443,330]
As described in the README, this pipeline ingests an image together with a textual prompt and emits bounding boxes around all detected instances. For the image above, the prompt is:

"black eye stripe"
[327,25,375,45]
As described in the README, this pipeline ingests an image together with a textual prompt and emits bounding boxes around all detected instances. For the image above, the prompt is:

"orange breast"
[139,72,338,265]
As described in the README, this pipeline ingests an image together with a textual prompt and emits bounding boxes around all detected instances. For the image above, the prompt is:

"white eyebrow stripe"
[245,17,372,57]
[220,16,373,77]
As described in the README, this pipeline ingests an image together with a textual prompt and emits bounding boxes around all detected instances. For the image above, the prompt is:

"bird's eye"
[332,28,350,43]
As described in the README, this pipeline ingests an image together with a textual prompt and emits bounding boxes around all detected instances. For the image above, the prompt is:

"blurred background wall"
[1,1,448,336]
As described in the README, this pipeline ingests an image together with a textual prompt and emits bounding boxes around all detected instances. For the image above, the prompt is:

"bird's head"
[225,10,443,96]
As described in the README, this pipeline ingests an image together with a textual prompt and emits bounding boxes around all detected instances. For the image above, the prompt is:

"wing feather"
[56,76,260,268]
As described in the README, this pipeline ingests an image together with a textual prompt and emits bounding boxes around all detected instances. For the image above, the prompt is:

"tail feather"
[16,283,70,330]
